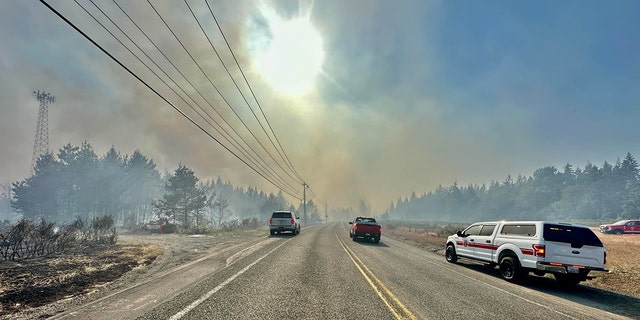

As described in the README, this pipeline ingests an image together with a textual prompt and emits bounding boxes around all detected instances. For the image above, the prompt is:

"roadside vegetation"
[0,216,116,262]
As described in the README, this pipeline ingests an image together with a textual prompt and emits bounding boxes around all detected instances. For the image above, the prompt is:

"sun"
[250,6,325,96]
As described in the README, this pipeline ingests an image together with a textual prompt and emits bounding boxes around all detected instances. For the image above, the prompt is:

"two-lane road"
[54,222,639,319]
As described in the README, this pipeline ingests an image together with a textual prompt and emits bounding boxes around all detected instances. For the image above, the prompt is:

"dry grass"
[383,224,640,297]
[586,233,640,296]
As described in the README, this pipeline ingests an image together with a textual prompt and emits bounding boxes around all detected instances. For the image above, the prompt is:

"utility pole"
[325,202,328,222]
[302,182,308,224]
[31,90,54,175]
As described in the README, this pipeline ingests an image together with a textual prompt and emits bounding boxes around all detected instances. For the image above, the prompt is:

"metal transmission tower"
[31,90,55,175]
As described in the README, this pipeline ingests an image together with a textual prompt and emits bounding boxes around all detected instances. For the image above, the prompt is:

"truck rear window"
[543,224,603,247]
[500,224,536,236]
[272,212,292,218]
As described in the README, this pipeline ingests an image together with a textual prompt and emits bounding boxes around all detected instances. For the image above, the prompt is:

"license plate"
[567,266,579,274]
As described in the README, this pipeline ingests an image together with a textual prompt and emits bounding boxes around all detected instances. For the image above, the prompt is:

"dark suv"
[269,211,300,235]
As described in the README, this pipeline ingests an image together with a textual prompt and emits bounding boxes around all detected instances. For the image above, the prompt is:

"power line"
[185,0,303,186]
[147,0,302,194]
[93,0,300,197]
[204,0,305,182]
[39,0,302,200]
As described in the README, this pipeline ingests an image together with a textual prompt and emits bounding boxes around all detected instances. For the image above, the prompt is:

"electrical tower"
[31,90,55,175]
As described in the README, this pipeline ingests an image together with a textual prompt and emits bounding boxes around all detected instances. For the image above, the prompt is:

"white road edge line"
[168,238,293,320]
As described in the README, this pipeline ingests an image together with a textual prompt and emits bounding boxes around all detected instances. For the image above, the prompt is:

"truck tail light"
[291,218,295,224]
[269,218,272,224]
[533,244,545,257]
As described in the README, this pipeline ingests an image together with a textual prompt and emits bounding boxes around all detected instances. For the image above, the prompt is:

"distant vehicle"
[349,217,381,243]
[446,221,607,286]
[599,219,640,234]
[142,219,163,231]
[269,211,300,236]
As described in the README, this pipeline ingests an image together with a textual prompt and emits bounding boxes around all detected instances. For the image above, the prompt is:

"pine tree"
[155,165,206,228]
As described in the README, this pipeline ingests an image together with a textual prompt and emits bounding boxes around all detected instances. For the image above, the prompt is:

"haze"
[1,0,639,212]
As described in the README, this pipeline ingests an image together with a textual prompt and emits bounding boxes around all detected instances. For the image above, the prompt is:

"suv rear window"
[543,224,603,247]
[272,212,292,218]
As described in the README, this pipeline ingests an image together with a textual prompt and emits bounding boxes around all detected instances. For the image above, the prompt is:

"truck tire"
[270,230,275,236]
[373,237,380,244]
[445,244,458,263]
[614,229,624,235]
[499,256,523,282]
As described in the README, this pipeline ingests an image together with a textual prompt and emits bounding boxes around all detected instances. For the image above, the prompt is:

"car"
[446,221,607,285]
[349,217,381,243]
[269,211,300,236]
[599,219,640,234]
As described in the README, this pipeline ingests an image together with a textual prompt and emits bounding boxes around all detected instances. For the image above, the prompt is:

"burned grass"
[0,244,162,316]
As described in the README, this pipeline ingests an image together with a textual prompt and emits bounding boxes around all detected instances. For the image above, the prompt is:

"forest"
[7,142,323,229]
[5,141,640,226]
[386,153,640,223]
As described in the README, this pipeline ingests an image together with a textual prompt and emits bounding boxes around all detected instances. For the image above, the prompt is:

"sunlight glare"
[253,8,325,96]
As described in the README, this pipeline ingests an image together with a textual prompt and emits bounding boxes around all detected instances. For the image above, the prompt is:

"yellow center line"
[336,232,418,320]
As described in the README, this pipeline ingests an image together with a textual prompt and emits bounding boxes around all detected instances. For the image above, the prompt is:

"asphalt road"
[52,222,639,320]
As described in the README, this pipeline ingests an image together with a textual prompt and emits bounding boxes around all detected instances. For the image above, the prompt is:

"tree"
[622,180,640,219]
[211,196,231,228]
[11,153,61,221]
[123,150,162,225]
[155,165,206,228]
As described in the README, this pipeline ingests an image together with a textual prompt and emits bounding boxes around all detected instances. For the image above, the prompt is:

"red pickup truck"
[349,217,381,243]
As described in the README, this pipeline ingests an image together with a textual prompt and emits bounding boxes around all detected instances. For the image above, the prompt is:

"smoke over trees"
[387,153,640,222]
[9,142,297,228]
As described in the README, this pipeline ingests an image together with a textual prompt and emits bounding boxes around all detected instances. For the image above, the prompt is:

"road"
[51,222,639,320]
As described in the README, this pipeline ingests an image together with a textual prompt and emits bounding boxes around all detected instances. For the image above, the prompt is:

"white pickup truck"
[445,221,607,286]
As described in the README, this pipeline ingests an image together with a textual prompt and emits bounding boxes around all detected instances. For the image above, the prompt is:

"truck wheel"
[352,236,357,242]
[614,229,624,235]
[554,274,581,286]
[373,237,380,244]
[499,256,523,282]
[445,244,458,263]
[349,232,353,238]
[270,230,275,236]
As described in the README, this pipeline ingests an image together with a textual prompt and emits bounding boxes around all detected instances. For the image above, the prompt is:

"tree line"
[9,142,320,229]
[385,153,640,222]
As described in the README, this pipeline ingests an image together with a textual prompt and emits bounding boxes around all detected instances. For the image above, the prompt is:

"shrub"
[0,215,118,261]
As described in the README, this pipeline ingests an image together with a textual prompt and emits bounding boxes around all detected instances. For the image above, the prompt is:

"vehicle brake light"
[291,218,295,224]
[269,218,272,224]
[533,244,545,257]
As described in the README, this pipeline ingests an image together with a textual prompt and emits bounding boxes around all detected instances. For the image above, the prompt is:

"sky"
[1,0,639,212]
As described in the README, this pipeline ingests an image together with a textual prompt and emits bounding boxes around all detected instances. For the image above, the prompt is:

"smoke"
[2,1,638,214]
